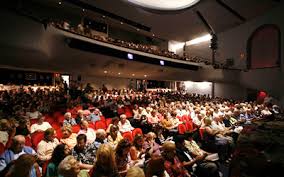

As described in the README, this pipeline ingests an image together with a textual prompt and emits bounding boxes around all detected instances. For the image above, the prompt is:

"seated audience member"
[16,119,30,136]
[91,144,119,177]
[60,125,77,150]
[261,106,272,117]
[71,134,95,170]
[161,113,180,130]
[118,114,134,133]
[106,117,119,133]
[63,112,77,127]
[115,139,132,175]
[202,118,231,161]
[0,119,10,146]
[90,129,107,151]
[130,135,145,167]
[161,141,190,177]
[37,128,59,161]
[78,120,96,144]
[174,135,220,177]
[46,144,70,177]
[4,154,41,177]
[30,115,52,134]
[89,108,101,123]
[143,132,161,157]
[108,125,123,149]
[147,110,160,125]
[75,110,85,124]
[26,107,41,120]
[58,155,90,177]
[0,135,36,171]
[145,156,169,177]
[126,166,145,177]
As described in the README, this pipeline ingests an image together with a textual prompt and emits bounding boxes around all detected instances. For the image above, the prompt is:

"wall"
[184,81,246,100]
[184,3,284,105]
[72,74,133,90]
[214,83,246,100]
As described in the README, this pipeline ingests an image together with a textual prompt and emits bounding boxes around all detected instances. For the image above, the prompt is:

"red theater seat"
[72,125,81,133]
[31,132,44,149]
[25,136,32,147]
[185,121,194,132]
[95,121,106,130]
[178,124,186,134]
[0,143,5,154]
[105,118,112,127]
[132,128,143,138]
[123,132,133,142]
[199,128,205,140]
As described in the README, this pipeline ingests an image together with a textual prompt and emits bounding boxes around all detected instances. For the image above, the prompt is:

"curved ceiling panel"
[125,0,200,11]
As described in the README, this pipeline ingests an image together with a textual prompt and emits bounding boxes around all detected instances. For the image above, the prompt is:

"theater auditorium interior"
[0,0,284,177]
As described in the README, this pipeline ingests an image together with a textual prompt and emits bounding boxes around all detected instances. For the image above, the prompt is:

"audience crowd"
[0,84,282,177]
[50,20,226,68]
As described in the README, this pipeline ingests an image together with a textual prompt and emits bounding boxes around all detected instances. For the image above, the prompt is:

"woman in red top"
[162,141,191,177]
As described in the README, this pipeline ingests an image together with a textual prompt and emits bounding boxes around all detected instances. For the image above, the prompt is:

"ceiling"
[23,0,281,42]
[80,0,280,41]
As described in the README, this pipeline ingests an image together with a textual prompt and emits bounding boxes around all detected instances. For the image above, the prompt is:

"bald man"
[0,135,36,171]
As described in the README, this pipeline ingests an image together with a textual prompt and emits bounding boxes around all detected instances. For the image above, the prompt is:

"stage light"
[186,34,212,46]
[127,53,134,60]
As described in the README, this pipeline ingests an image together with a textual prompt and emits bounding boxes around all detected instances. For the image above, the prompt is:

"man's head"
[96,129,106,142]
[76,134,87,151]
[174,135,185,149]
[44,128,56,141]
[80,120,89,130]
[64,112,72,120]
[37,114,44,124]
[12,135,26,153]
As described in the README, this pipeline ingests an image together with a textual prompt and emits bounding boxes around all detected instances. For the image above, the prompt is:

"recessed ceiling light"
[59,1,62,5]
[126,0,200,11]
[132,74,135,76]
[104,71,108,73]
[118,72,121,75]
[144,75,147,77]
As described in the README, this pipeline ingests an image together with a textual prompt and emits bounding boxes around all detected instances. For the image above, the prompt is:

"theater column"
[212,82,215,98]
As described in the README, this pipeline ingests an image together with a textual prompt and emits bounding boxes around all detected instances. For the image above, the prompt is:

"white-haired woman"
[58,155,89,177]
[63,112,77,127]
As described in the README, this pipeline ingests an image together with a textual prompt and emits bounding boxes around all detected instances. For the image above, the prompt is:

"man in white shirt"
[77,120,96,144]
[30,116,52,134]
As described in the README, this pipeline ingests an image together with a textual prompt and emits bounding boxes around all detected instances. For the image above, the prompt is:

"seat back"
[122,132,133,142]
[178,124,186,134]
[105,118,112,127]
[72,125,81,133]
[132,128,143,138]
[95,121,107,130]
[185,121,194,132]
[31,132,44,149]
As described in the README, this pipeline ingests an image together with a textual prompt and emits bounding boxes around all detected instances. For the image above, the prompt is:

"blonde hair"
[94,144,118,175]
[126,167,145,177]
[58,155,78,176]
[61,125,72,133]
[162,141,176,152]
